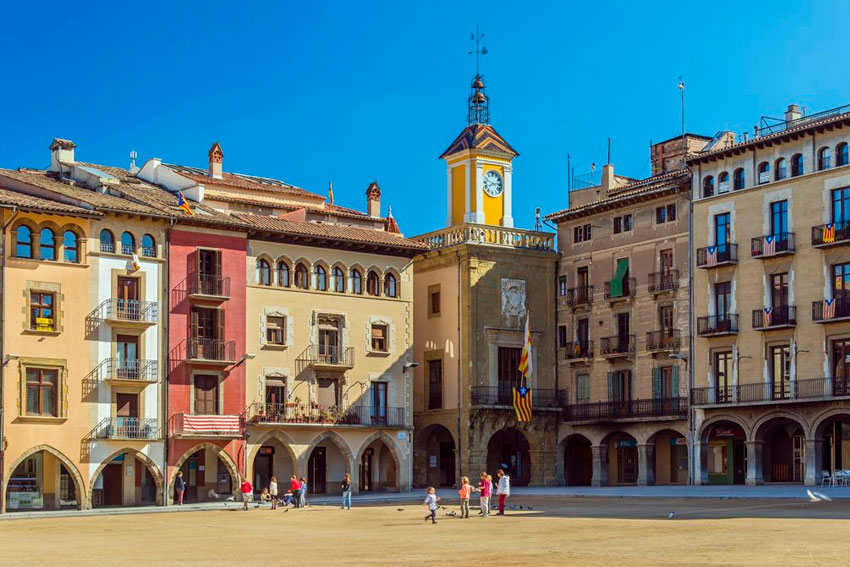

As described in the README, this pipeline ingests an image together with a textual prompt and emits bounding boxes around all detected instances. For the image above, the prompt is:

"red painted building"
[166,226,248,503]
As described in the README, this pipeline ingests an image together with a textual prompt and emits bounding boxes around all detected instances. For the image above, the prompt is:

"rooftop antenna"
[607,138,612,165]
[678,77,685,137]
[534,207,542,231]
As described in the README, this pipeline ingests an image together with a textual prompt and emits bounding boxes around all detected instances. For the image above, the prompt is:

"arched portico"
[4,445,87,512]
[169,443,240,504]
[90,448,164,507]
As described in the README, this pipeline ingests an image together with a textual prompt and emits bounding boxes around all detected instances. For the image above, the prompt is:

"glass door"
[832,339,850,395]
[116,335,138,379]
[116,277,139,320]
[371,381,387,424]
[770,345,791,400]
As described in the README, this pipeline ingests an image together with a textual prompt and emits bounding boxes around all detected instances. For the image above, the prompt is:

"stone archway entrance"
[415,424,455,488]
[251,437,297,497]
[603,432,638,485]
[648,429,688,485]
[701,420,746,485]
[91,450,162,507]
[757,417,806,483]
[487,428,531,486]
[814,413,850,482]
[358,435,401,492]
[305,434,353,495]
[5,447,85,511]
[171,445,239,503]
[563,434,592,486]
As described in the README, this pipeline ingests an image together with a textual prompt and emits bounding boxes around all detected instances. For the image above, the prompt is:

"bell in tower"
[468,74,489,125]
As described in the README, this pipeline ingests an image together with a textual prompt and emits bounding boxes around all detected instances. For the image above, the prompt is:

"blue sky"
[1,0,847,235]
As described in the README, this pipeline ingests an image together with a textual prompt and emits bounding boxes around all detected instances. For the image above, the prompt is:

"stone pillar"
[591,444,609,487]
[637,444,655,486]
[693,441,709,486]
[555,441,566,486]
[745,441,764,486]
[804,438,822,486]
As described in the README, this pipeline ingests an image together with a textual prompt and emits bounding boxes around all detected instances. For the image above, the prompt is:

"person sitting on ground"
[259,488,271,505]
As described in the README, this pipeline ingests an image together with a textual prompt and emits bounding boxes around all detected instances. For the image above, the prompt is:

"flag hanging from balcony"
[763,307,773,327]
[519,315,532,381]
[824,298,836,319]
[512,386,532,422]
[131,253,141,271]
[823,223,835,243]
[763,235,776,256]
[705,246,718,267]
[178,191,194,216]
[182,414,241,435]
[514,315,533,422]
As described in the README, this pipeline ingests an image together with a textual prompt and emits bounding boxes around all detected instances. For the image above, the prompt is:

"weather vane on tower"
[467,25,490,125]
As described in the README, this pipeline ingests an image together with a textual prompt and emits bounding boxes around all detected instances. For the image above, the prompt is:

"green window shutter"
[672,365,680,397]
[652,367,661,399]
[611,259,629,297]
[607,372,614,401]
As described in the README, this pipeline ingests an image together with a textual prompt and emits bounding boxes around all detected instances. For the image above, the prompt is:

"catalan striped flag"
[763,235,776,256]
[518,315,532,380]
[824,298,836,319]
[512,386,532,422]
[514,315,533,422]
[705,245,718,267]
[823,223,835,243]
[178,191,194,216]
[763,307,773,327]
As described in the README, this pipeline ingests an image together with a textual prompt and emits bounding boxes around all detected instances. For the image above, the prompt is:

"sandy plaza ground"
[1,495,848,566]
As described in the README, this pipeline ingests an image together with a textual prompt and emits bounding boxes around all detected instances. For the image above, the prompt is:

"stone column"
[502,165,514,227]
[591,444,609,487]
[637,444,655,486]
[693,441,709,486]
[745,441,764,486]
[804,438,822,486]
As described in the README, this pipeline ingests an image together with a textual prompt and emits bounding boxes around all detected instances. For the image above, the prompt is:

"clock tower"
[440,75,518,228]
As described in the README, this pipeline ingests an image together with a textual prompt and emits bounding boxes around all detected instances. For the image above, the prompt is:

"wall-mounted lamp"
[3,354,20,367]
[403,361,419,372]
[232,353,256,368]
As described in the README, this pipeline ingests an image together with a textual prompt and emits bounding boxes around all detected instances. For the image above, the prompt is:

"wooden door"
[194,375,218,414]
[618,446,638,483]
[102,464,123,506]
[309,448,327,493]
[117,277,139,319]
[317,378,338,408]
[116,335,138,378]
[360,451,373,492]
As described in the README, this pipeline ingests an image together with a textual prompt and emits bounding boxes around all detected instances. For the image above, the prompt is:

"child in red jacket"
[240,478,253,510]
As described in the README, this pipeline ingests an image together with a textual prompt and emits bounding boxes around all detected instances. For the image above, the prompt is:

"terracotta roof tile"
[0,186,101,216]
[167,164,323,200]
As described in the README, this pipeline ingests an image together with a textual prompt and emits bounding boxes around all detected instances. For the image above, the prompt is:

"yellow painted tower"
[440,75,519,227]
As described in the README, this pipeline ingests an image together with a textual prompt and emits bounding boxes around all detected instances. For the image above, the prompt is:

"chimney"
[601,164,615,194]
[49,138,76,172]
[366,181,382,217]
[208,142,223,179]
[785,104,802,123]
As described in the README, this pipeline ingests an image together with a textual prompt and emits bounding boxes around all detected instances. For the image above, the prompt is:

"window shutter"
[190,306,199,339]
[217,308,226,341]
[607,372,614,401]
[652,367,660,399]
[672,365,680,397]
[214,250,222,279]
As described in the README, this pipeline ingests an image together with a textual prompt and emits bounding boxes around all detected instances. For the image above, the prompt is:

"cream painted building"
[689,103,850,486]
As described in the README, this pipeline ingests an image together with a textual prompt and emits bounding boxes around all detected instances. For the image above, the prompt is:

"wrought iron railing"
[646,330,681,351]
[564,340,593,360]
[247,403,405,427]
[563,397,687,422]
[696,243,738,267]
[188,338,236,362]
[566,286,593,307]
[812,297,850,321]
[96,417,158,439]
[188,274,231,298]
[599,335,635,356]
[93,299,158,323]
[99,358,158,382]
[692,377,850,406]
[752,305,796,329]
[696,314,738,335]
[751,232,795,257]
[756,104,850,136]
[812,221,850,247]
[412,223,555,252]
[604,278,636,300]
[647,270,679,293]
[100,241,115,253]
[297,345,354,368]
[470,387,566,409]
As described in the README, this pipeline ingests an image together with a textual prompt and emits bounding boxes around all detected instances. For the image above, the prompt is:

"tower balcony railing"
[696,244,738,268]
[647,270,679,293]
[696,314,738,336]
[411,223,555,252]
[599,335,635,357]
[603,278,636,300]
[812,297,850,322]
[470,387,566,409]
[751,232,795,258]
[645,330,681,352]
[812,221,850,247]
[188,273,231,299]
[566,286,593,307]
[564,340,593,360]
[752,305,796,329]
[187,338,236,364]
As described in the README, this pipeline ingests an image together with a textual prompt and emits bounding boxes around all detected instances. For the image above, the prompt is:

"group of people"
[244,475,308,510]
[424,469,511,524]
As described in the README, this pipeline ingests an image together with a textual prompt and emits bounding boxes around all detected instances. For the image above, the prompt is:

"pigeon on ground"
[518,505,524,510]
[807,489,832,502]
[284,508,289,513]
[397,508,404,512]
[527,506,534,510]
[667,511,675,519]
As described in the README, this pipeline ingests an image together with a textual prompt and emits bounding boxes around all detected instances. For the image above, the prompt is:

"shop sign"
[616,439,637,448]
[428,455,437,468]
[35,318,53,332]
[671,437,689,446]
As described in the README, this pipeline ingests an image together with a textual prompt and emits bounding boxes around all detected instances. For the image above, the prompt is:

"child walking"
[269,476,278,510]
[240,477,253,511]
[458,477,472,519]
[476,472,491,517]
[423,487,440,524]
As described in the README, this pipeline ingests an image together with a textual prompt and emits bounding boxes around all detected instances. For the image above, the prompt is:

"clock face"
[483,170,503,197]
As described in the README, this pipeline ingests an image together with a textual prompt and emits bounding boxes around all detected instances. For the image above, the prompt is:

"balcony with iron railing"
[187,338,237,364]
[88,299,158,327]
[812,297,850,322]
[599,335,635,357]
[696,244,738,268]
[565,286,593,308]
[752,305,796,329]
[96,417,158,440]
[696,314,738,336]
[751,232,795,258]
[411,223,555,252]
[812,221,850,248]
[647,270,679,293]
[98,358,158,386]
[296,345,355,370]
[247,403,406,428]
[470,387,566,409]
[604,278,636,301]
[692,377,850,407]
[188,273,231,300]
[564,340,593,361]
[563,397,687,422]
[645,330,681,352]
[169,413,244,438]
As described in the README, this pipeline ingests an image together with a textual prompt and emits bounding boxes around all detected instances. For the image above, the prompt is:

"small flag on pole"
[824,298,836,319]
[328,180,334,205]
[823,223,835,243]
[705,246,718,267]
[178,191,194,216]
[763,235,776,256]
[763,307,773,327]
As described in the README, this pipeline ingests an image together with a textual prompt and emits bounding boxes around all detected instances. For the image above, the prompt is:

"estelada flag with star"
[513,315,533,422]
[178,191,194,216]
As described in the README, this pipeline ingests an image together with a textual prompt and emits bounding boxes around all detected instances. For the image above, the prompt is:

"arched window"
[120,232,135,255]
[837,142,849,167]
[141,234,156,257]
[351,269,363,295]
[100,229,114,253]
[277,261,290,287]
[15,225,32,258]
[40,228,56,261]
[294,263,309,289]
[384,273,397,298]
[775,158,786,180]
[367,270,380,296]
[702,175,714,198]
[791,153,804,177]
[758,161,770,183]
[314,265,327,291]
[733,168,745,190]
[718,171,729,192]
[818,147,831,171]
[256,259,271,285]
[63,230,79,263]
[332,267,345,292]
